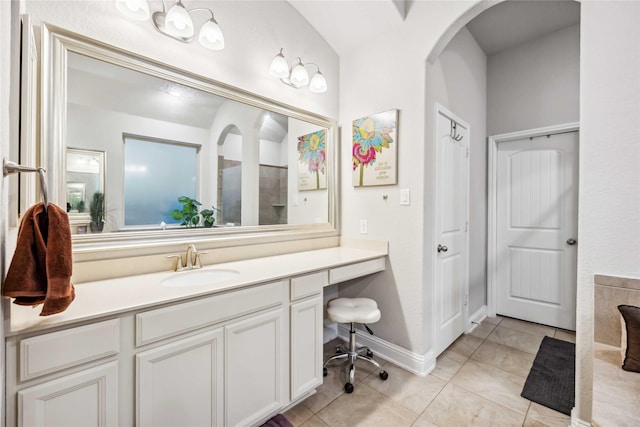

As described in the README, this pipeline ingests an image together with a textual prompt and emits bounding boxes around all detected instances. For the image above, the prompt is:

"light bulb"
[289,61,309,87]
[309,71,328,93]
[115,0,150,21]
[269,50,290,79]
[165,1,194,38]
[199,19,224,50]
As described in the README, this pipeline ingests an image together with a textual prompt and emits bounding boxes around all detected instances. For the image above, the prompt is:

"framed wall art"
[297,129,327,191]
[352,109,398,187]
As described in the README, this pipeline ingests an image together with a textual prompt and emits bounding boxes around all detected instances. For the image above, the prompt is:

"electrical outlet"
[359,219,368,234]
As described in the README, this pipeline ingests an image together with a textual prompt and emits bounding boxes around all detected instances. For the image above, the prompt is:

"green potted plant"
[168,196,218,228]
[89,191,105,232]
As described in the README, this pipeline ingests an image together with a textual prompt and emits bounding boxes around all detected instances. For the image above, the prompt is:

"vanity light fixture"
[269,48,327,94]
[115,0,225,51]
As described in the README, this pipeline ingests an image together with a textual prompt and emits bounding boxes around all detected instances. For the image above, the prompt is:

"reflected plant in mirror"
[168,196,218,228]
[89,191,105,233]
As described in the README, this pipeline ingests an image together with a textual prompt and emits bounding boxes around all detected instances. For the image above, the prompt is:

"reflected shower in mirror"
[62,49,330,235]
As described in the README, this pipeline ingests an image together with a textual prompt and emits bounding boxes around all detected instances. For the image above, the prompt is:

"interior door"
[434,108,469,356]
[496,132,578,330]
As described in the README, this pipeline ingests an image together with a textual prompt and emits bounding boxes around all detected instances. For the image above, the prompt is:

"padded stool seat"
[327,298,381,324]
[323,297,388,393]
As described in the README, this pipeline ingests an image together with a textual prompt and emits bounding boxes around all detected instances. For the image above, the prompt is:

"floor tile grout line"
[297,317,573,426]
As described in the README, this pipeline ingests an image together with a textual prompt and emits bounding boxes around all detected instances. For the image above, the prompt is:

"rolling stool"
[323,298,388,393]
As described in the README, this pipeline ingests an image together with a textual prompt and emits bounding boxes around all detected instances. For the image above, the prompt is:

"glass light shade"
[309,71,328,93]
[289,62,309,87]
[199,19,225,50]
[269,52,290,79]
[115,0,150,21]
[165,2,195,38]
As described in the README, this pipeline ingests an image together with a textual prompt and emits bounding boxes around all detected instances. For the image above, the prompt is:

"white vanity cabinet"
[18,361,119,427]
[136,329,225,427]
[225,308,286,427]
[135,280,287,427]
[5,252,386,427]
[6,319,121,427]
[289,271,325,401]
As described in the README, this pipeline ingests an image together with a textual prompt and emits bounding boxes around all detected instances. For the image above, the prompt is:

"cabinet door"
[19,361,118,427]
[225,309,285,427]
[137,329,224,427]
[290,296,323,400]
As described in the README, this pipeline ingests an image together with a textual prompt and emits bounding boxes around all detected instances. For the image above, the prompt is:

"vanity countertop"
[7,245,387,336]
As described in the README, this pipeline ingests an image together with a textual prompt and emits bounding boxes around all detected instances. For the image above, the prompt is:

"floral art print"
[352,109,398,186]
[297,129,327,190]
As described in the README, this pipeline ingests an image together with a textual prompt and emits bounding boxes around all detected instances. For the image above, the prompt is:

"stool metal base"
[323,322,388,393]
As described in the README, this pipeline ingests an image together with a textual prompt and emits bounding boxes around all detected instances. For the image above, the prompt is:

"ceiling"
[67,52,289,142]
[466,0,580,55]
[288,0,580,57]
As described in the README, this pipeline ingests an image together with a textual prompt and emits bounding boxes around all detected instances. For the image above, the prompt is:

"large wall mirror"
[41,24,338,255]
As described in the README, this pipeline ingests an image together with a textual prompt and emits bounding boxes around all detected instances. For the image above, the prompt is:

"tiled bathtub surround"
[592,274,640,427]
[594,274,640,346]
[286,316,575,427]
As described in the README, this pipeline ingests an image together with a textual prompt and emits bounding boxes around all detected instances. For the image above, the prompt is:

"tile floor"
[285,315,576,427]
[592,342,639,426]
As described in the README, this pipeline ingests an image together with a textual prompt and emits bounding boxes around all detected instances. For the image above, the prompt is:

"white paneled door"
[434,107,469,356]
[496,132,578,330]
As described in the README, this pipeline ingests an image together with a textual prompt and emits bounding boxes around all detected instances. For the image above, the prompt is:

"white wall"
[576,1,640,422]
[339,0,480,356]
[426,27,487,317]
[0,0,19,413]
[487,24,580,135]
[22,1,339,119]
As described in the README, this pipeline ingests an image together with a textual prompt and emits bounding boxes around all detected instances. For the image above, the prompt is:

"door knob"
[566,238,577,246]
[437,244,448,253]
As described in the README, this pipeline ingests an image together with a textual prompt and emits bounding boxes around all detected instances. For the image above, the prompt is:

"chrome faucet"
[167,244,208,271]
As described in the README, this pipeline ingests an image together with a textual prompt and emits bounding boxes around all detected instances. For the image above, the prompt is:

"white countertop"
[7,246,387,336]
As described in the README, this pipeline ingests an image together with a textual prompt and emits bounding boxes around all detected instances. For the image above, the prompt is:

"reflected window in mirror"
[66,148,105,234]
[124,135,198,229]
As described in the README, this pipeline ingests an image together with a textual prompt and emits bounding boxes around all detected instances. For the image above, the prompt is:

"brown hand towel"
[3,202,75,316]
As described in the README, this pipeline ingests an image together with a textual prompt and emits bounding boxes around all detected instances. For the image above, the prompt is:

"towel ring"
[3,158,49,214]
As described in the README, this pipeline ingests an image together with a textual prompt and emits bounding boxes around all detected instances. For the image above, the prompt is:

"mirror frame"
[41,23,339,259]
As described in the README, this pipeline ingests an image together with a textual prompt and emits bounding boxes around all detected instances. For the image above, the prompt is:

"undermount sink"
[161,269,240,287]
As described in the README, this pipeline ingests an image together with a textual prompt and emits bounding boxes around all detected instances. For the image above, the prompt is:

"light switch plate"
[400,189,410,206]
[359,219,368,234]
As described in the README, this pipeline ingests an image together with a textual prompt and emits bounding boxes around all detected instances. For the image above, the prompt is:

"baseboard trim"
[337,324,436,377]
[467,305,488,333]
[570,408,592,427]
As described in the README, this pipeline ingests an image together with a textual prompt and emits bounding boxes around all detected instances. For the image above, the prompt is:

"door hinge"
[465,221,468,232]
[464,294,468,306]
[466,148,469,158]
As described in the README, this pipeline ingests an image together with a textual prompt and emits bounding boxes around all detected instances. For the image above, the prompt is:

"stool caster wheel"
[379,371,389,380]
[323,367,327,377]
[344,382,354,393]
[366,349,373,358]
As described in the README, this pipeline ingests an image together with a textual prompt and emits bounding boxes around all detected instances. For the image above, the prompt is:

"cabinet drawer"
[136,280,286,346]
[290,270,327,301]
[19,319,120,382]
[329,258,386,285]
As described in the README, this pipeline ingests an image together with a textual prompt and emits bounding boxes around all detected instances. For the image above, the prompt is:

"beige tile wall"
[594,274,640,346]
